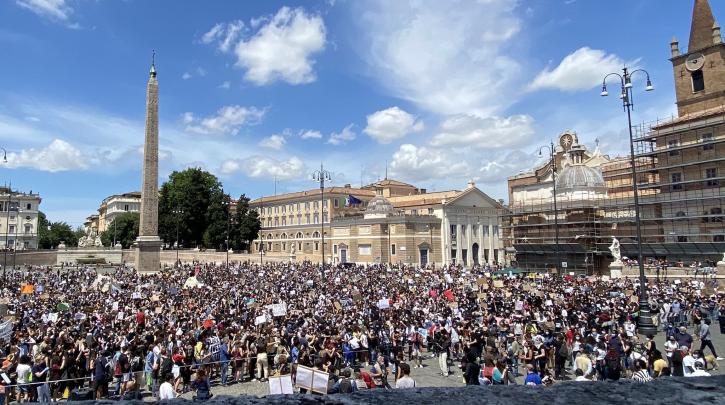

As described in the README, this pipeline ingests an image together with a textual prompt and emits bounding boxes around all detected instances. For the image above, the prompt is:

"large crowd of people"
[0,261,722,402]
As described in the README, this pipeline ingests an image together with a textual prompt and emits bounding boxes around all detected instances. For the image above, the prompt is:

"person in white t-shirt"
[15,355,33,403]
[664,335,678,368]
[682,348,696,377]
[158,373,176,400]
[395,363,416,389]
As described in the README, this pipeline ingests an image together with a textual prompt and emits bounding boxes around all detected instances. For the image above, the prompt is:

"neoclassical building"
[250,179,505,267]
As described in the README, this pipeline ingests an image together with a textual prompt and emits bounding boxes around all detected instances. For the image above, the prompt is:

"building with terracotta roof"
[250,179,504,266]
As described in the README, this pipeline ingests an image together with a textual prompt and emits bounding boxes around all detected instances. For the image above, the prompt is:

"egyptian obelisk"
[135,53,162,273]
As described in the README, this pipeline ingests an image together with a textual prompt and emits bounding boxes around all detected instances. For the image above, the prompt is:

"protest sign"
[449,302,458,309]
[333,301,342,311]
[20,284,34,294]
[477,293,487,300]
[117,311,124,320]
[377,299,390,310]
[312,370,330,394]
[493,280,504,288]
[255,314,267,325]
[0,320,12,341]
[295,365,314,391]
[151,294,160,302]
[131,292,142,300]
[271,302,287,317]
[268,375,294,395]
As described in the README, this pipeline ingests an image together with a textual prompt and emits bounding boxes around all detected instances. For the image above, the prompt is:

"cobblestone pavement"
[144,321,724,401]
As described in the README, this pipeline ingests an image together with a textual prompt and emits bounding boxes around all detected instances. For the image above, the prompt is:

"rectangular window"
[333,245,338,254]
[411,209,417,215]
[8,225,14,234]
[306,214,310,224]
[493,225,499,237]
[428,208,434,215]
[450,224,456,237]
[391,244,396,255]
[692,70,705,92]
[702,133,714,150]
[706,168,719,187]
[358,244,372,256]
[26,203,31,210]
[334,199,339,208]
[714,235,725,242]
[677,235,688,242]
[124,204,129,211]
[671,172,683,191]
[668,139,680,156]
[324,200,328,208]
[313,201,318,209]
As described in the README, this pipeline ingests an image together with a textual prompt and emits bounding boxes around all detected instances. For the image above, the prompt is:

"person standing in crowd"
[437,329,451,377]
[698,319,722,361]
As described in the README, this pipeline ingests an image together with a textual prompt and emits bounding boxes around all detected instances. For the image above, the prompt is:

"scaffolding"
[505,113,725,273]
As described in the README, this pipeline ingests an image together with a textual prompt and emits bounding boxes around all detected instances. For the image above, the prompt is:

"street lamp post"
[12,208,20,270]
[224,192,231,269]
[539,142,561,275]
[312,164,332,267]
[173,208,184,266]
[601,66,657,336]
[0,148,6,279]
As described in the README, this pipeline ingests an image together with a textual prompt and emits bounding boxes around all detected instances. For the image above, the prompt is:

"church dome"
[557,165,607,194]
[366,195,394,214]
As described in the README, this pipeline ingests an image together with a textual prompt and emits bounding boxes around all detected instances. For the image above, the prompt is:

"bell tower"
[671,0,725,116]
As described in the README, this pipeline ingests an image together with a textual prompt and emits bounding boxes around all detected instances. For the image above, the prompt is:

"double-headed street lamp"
[312,164,332,267]
[601,66,657,336]
[539,141,561,275]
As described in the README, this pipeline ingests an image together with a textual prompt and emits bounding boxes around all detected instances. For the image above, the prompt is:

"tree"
[158,168,224,248]
[100,212,140,248]
[37,211,81,248]
[37,211,51,249]
[230,194,260,251]
[202,190,229,250]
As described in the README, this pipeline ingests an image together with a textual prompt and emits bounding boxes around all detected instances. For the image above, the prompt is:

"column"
[456,223,462,265]
[488,219,495,265]
[478,221,484,265]
[465,218,472,266]
[441,215,450,264]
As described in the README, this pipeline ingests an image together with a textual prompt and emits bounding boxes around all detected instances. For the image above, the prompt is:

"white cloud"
[528,47,629,92]
[430,114,535,149]
[182,72,192,80]
[218,81,231,89]
[6,139,89,172]
[390,144,468,182]
[196,67,207,77]
[327,124,356,145]
[299,129,322,139]
[201,20,245,53]
[363,106,424,144]
[16,0,72,21]
[234,7,326,85]
[220,155,304,180]
[258,134,286,150]
[359,0,522,115]
[183,105,265,135]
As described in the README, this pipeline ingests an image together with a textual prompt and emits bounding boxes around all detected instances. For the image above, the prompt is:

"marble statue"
[609,236,621,263]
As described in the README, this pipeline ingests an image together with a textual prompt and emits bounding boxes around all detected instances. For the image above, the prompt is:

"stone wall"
[6,250,57,266]
[72,376,725,404]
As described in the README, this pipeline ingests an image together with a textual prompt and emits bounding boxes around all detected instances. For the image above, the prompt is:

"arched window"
[675,211,686,217]
[312,231,320,238]
[692,70,705,92]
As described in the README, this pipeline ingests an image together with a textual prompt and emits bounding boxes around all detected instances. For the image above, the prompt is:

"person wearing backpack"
[604,348,622,381]
[335,368,358,393]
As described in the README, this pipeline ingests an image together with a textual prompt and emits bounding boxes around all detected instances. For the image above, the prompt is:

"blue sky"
[0,0,719,227]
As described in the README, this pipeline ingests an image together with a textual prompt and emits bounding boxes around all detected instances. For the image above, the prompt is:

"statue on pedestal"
[608,236,621,263]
